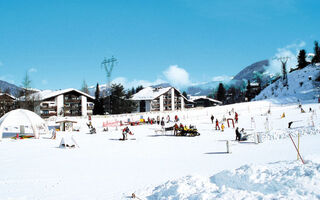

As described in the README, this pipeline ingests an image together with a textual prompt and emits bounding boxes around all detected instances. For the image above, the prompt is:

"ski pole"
[297,133,300,160]
[289,134,304,164]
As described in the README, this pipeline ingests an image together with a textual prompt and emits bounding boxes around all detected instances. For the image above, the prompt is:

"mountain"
[254,64,320,103]
[88,59,272,97]
[233,60,269,81]
[184,60,270,96]
[0,80,23,97]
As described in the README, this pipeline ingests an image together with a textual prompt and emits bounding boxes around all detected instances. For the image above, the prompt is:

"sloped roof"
[32,88,95,101]
[0,93,16,100]
[190,96,222,104]
[131,86,188,101]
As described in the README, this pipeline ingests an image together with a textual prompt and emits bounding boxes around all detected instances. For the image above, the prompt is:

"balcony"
[64,112,82,117]
[64,106,81,111]
[40,105,57,110]
[41,113,57,118]
[64,99,81,103]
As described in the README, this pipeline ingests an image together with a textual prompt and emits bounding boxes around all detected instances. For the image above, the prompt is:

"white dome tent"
[0,109,49,140]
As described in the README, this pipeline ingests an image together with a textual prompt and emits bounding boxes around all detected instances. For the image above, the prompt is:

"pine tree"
[131,87,136,95]
[136,85,144,93]
[245,80,252,101]
[182,91,187,98]
[312,41,320,64]
[19,72,35,111]
[282,62,288,88]
[216,83,226,103]
[93,83,104,115]
[109,84,136,114]
[226,86,236,104]
[297,49,308,69]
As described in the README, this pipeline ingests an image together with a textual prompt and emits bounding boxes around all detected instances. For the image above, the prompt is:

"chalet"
[0,93,17,117]
[188,95,222,107]
[31,89,94,118]
[131,86,190,112]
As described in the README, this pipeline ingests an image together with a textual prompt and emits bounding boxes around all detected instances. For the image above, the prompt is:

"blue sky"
[0,0,319,90]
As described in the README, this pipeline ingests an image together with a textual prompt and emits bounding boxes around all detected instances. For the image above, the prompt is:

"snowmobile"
[176,126,200,137]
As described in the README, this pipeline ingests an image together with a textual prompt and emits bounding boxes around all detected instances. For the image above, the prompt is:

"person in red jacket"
[122,126,133,140]
[215,119,220,130]
[235,112,239,123]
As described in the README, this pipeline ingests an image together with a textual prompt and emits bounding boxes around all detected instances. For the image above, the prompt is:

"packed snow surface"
[0,100,320,199]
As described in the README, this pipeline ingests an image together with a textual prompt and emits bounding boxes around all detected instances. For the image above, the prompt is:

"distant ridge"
[0,80,23,97]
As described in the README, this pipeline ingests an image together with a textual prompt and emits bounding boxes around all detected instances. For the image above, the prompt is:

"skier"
[221,123,225,132]
[211,115,214,124]
[166,115,170,123]
[157,116,160,125]
[122,126,133,140]
[175,115,179,122]
[235,112,238,123]
[161,117,165,127]
[235,127,241,141]
[215,119,220,130]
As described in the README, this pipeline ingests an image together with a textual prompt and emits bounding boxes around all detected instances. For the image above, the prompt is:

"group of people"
[210,111,238,132]
[145,115,180,126]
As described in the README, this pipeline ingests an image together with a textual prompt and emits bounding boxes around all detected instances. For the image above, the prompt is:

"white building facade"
[131,87,189,112]
[32,89,94,118]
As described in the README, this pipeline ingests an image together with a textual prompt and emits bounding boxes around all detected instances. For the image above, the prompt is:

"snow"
[141,159,320,199]
[0,100,320,199]
[131,86,173,100]
[0,93,16,100]
[254,64,320,103]
[0,109,49,139]
[29,88,95,101]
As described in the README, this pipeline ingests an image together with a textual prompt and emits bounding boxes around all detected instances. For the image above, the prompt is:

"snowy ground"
[1,101,320,199]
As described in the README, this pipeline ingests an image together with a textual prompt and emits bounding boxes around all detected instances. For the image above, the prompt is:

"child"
[221,123,225,132]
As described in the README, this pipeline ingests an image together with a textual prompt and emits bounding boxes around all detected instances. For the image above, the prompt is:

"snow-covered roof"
[0,93,16,100]
[131,87,172,101]
[30,88,95,101]
[250,82,260,87]
[131,86,188,101]
[190,96,222,104]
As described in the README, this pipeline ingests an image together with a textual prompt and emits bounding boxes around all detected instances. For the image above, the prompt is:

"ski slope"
[0,100,320,199]
[254,64,320,103]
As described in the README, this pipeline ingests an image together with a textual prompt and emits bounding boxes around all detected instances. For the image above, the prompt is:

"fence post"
[254,132,258,144]
[226,140,231,153]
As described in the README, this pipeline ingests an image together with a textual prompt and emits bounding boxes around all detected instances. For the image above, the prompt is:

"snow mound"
[254,64,320,103]
[137,160,320,199]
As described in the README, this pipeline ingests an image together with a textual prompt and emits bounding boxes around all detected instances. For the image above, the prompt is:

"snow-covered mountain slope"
[254,65,320,103]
